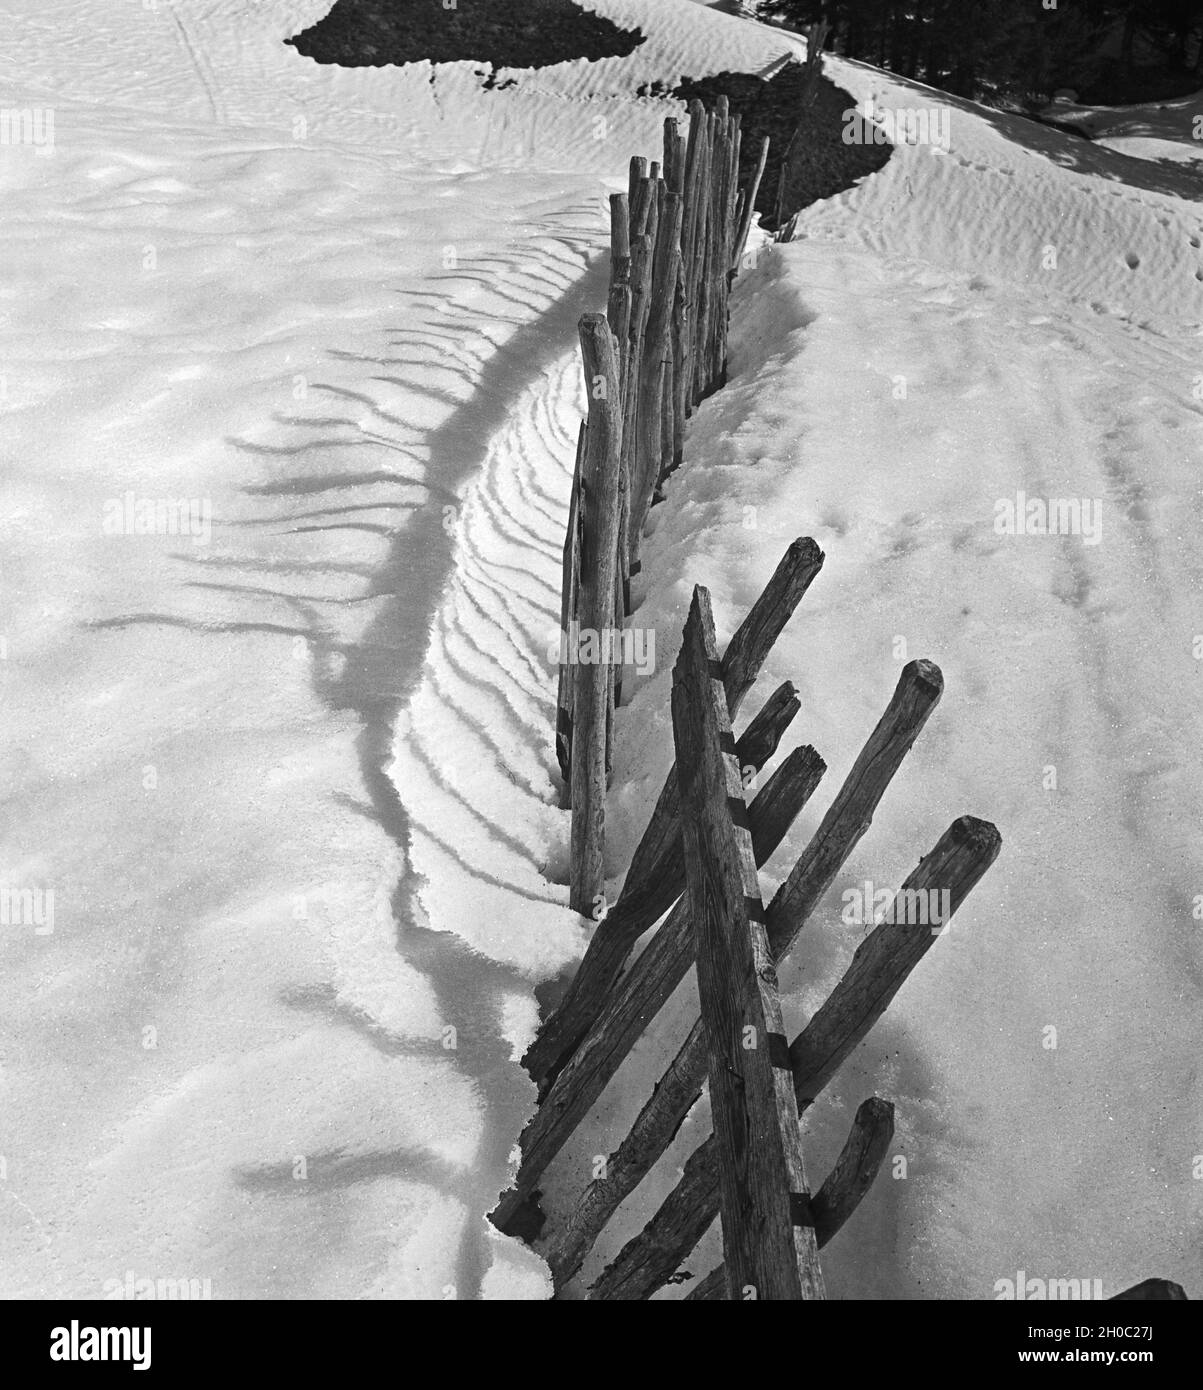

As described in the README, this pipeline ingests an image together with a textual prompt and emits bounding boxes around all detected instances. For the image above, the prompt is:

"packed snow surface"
[0,0,1199,1300]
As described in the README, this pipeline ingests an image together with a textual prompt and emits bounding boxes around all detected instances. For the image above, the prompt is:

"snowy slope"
[1047,91,1203,165]
[0,0,803,1302]
[1,0,1198,1303]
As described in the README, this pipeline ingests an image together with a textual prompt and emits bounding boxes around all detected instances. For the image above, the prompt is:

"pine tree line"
[759,1,1203,104]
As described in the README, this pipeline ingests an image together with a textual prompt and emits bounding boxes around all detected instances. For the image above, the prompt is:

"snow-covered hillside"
[0,0,1198,1301]
[1047,90,1203,164]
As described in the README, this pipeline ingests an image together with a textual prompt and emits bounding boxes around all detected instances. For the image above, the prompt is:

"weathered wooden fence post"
[607,193,633,727]
[630,189,682,568]
[678,100,706,434]
[669,583,825,1301]
[569,315,623,915]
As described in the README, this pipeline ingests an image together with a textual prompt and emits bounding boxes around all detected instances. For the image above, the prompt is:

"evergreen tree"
[758,0,1203,104]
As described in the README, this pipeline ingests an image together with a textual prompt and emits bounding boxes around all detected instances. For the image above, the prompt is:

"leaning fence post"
[670,584,825,1302]
[569,315,623,915]
[630,186,679,571]
[732,136,770,273]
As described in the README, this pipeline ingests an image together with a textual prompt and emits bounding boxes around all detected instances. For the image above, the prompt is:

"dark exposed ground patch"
[642,65,893,230]
[286,0,645,75]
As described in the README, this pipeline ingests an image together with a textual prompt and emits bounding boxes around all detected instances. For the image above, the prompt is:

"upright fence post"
[716,112,741,386]
[623,164,657,578]
[569,315,623,915]
[555,422,587,785]
[679,100,707,430]
[631,188,681,565]
[607,193,633,718]
[691,114,715,408]
[670,584,825,1302]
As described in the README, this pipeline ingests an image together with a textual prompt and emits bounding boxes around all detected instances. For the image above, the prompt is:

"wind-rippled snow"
[0,0,1197,1301]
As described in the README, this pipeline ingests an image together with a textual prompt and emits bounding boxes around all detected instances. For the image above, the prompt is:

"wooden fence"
[490,102,1183,1302]
[494,102,1006,1301]
[555,99,770,915]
